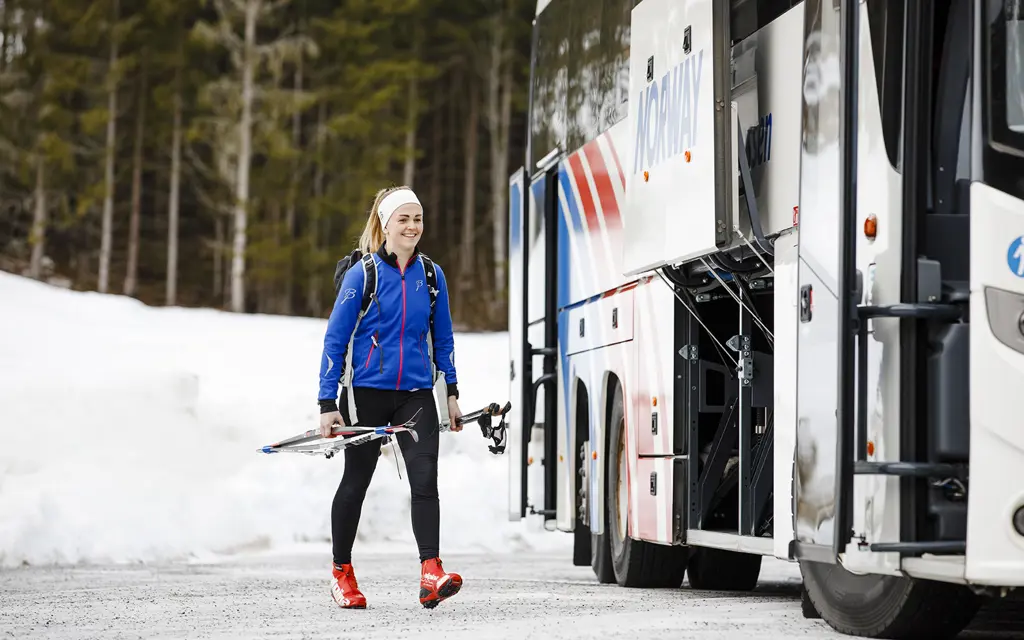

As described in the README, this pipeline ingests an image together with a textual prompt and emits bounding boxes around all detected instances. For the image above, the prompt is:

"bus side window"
[865,0,905,170]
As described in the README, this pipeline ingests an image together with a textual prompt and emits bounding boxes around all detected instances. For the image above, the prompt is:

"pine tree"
[0,0,540,330]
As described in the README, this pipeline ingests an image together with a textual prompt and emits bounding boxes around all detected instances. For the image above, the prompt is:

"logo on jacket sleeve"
[341,288,356,304]
[416,280,424,291]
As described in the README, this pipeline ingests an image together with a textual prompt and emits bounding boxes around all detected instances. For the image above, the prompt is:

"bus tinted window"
[1006,0,1024,133]
[566,0,633,152]
[731,0,801,43]
[865,0,905,168]
[531,0,637,168]
[531,0,571,169]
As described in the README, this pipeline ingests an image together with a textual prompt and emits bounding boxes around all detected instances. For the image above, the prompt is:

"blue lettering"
[633,49,704,174]
[633,89,646,173]
[691,50,703,146]
[669,64,684,157]
[657,70,672,163]
[645,82,660,166]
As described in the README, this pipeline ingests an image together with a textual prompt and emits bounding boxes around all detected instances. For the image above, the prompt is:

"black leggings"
[333,387,440,565]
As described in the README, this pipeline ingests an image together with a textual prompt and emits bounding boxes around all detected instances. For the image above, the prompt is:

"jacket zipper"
[396,258,413,389]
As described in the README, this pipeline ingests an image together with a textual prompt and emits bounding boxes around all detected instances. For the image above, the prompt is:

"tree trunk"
[445,68,460,252]
[428,99,442,250]
[308,100,325,316]
[29,159,46,279]
[214,215,223,303]
[166,58,182,306]
[488,12,511,308]
[0,2,9,75]
[223,217,231,307]
[284,39,303,316]
[264,201,281,314]
[231,0,258,313]
[124,63,147,296]
[402,27,422,188]
[98,0,120,294]
[458,83,480,317]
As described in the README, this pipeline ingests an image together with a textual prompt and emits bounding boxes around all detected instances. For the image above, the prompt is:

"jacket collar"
[376,242,420,270]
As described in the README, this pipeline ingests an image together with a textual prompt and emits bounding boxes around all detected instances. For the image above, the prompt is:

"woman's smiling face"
[385,203,424,255]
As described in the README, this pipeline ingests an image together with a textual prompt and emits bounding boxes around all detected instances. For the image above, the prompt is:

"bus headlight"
[1014,505,1024,538]
[984,286,1024,355]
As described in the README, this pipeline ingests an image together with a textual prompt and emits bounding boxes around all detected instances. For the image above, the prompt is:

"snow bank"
[0,272,569,567]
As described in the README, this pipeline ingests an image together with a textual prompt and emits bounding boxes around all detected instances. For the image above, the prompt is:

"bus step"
[858,303,962,321]
[853,461,965,478]
[867,540,966,555]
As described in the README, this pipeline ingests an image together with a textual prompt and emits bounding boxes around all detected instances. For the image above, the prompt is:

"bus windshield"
[1007,1,1024,133]
[987,0,1024,152]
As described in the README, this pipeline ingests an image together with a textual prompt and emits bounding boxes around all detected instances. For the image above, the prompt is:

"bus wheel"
[606,383,688,588]
[800,558,981,638]
[687,547,762,591]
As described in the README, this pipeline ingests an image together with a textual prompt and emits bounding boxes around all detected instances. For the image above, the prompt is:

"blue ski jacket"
[318,245,459,403]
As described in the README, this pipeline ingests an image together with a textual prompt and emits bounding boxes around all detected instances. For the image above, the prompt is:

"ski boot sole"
[420,575,462,609]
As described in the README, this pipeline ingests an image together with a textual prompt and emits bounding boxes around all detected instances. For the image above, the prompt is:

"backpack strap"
[342,254,378,424]
[359,253,378,315]
[419,254,451,430]
[419,254,439,369]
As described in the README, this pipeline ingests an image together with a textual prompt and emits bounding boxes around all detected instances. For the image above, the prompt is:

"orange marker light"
[684,150,692,162]
[867,441,875,457]
[653,396,658,407]
[592,451,598,460]
[644,170,649,182]
[864,214,878,239]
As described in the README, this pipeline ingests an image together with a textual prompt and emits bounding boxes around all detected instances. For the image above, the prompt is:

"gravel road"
[2,551,1021,639]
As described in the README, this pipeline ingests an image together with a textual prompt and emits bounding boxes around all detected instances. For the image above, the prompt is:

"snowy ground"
[4,551,1023,639]
[0,271,565,568]
[0,551,829,639]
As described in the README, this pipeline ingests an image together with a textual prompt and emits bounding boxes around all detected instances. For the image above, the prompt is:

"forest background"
[0,0,537,329]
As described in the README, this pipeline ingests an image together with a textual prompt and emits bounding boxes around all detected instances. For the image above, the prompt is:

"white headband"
[377,189,422,229]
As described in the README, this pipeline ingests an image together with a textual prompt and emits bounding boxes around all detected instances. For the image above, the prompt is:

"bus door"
[508,161,561,526]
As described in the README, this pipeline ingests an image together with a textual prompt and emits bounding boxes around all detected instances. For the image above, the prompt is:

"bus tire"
[800,558,981,638]
[606,382,688,588]
[591,530,615,583]
[687,547,762,591]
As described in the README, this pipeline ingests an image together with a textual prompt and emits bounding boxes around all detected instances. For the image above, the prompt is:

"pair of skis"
[258,408,422,459]
[258,401,511,458]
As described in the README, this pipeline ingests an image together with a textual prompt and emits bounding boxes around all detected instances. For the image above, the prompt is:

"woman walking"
[317,186,464,610]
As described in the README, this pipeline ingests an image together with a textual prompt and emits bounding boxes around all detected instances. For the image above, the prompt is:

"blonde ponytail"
[358,185,411,254]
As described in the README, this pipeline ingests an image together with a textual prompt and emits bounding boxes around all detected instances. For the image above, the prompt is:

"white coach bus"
[506,0,1024,637]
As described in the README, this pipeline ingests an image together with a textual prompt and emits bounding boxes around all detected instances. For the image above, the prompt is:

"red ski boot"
[419,557,462,609]
[330,563,367,609]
